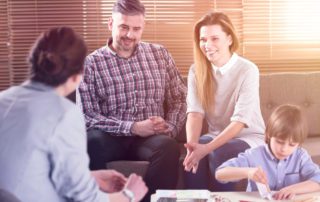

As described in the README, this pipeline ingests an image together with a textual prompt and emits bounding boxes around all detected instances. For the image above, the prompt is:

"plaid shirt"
[77,40,187,138]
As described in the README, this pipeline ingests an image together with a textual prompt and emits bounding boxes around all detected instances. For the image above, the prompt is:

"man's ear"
[108,17,113,31]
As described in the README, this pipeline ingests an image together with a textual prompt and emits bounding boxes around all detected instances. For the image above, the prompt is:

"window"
[1,0,320,91]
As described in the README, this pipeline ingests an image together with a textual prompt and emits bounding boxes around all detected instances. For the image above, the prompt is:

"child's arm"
[273,180,320,200]
[216,166,268,185]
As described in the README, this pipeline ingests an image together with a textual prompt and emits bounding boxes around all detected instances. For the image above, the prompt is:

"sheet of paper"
[256,182,273,200]
[155,189,211,199]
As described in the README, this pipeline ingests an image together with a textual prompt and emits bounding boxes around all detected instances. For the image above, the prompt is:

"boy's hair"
[265,104,308,145]
[112,0,145,16]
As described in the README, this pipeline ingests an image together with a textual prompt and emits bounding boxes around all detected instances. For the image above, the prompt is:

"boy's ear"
[264,133,270,144]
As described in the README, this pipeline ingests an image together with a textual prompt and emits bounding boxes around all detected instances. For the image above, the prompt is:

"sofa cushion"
[260,72,320,137]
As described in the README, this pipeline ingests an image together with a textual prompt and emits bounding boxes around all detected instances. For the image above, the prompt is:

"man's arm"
[77,57,134,136]
[163,48,187,138]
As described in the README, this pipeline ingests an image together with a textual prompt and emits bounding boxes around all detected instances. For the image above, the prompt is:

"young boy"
[215,104,320,200]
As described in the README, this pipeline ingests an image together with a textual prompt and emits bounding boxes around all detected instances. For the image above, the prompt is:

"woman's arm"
[206,121,245,152]
[186,112,204,143]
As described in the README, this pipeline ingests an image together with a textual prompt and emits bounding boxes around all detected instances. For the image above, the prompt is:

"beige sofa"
[260,72,320,164]
[84,72,320,188]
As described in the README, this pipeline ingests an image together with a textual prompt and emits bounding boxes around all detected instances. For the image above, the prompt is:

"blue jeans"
[184,135,250,191]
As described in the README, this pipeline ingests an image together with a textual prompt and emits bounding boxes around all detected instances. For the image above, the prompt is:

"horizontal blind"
[1,0,320,91]
[83,0,243,75]
[1,0,84,91]
[243,0,320,72]
[0,0,10,90]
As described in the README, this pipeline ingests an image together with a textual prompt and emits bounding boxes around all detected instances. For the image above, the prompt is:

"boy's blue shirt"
[217,144,320,191]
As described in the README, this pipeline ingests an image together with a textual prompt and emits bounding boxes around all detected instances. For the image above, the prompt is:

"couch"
[260,72,320,164]
[68,72,320,188]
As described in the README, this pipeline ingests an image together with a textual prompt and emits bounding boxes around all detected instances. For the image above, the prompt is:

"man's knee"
[148,135,180,160]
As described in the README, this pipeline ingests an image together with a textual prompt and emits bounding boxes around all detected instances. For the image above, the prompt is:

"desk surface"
[151,191,320,202]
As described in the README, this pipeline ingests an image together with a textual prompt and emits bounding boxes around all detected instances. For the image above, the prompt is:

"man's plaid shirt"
[77,40,187,138]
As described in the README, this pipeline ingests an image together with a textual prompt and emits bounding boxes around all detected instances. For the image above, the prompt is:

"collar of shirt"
[264,144,289,163]
[106,37,140,58]
[23,80,54,92]
[212,53,238,76]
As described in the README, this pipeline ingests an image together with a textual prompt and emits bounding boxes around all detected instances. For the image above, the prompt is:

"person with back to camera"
[216,104,320,200]
[0,26,147,202]
[77,0,187,201]
[183,11,266,191]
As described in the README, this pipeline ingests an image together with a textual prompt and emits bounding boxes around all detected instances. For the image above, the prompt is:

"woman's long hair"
[193,12,239,112]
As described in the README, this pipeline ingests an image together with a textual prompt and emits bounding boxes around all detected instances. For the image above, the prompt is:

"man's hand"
[131,116,169,137]
[149,116,169,133]
[91,170,126,193]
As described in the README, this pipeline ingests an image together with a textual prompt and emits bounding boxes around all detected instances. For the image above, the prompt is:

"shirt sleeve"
[48,105,109,202]
[77,56,134,135]
[299,149,320,183]
[186,65,205,114]
[163,48,187,138]
[230,64,260,128]
[216,149,252,183]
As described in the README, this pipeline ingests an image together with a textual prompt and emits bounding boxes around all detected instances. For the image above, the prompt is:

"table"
[151,191,320,202]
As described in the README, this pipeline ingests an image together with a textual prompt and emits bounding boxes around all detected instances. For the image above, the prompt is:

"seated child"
[215,104,320,200]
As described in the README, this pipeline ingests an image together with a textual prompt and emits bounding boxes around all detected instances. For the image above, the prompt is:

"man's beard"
[119,37,136,51]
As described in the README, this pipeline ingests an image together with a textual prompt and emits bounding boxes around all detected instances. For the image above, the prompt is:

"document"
[155,190,211,202]
[256,182,274,200]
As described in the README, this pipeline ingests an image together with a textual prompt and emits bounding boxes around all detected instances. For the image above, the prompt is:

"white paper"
[256,182,274,200]
[155,189,211,200]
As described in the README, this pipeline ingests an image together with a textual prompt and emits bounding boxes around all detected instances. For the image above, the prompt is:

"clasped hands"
[183,142,210,173]
[131,116,170,137]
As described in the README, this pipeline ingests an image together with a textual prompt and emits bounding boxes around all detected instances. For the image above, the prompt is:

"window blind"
[1,0,320,91]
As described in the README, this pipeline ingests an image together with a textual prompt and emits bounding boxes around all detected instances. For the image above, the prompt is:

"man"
[77,0,187,201]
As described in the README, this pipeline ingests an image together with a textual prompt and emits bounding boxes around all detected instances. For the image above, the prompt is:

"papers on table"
[256,182,274,200]
[155,190,211,201]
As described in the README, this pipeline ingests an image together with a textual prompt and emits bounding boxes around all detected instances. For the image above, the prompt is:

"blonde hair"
[193,12,239,112]
[265,104,308,145]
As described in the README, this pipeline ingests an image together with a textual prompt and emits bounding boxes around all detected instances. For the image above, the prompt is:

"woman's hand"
[124,173,148,202]
[183,142,210,173]
[91,170,127,193]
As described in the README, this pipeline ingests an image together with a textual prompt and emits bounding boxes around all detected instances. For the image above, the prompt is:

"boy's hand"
[273,186,296,200]
[247,166,268,185]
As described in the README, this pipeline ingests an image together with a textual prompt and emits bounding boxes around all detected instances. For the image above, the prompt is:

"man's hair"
[265,104,308,145]
[112,0,145,16]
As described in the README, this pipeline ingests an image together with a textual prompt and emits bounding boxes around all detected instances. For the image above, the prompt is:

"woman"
[183,12,265,191]
[0,27,147,201]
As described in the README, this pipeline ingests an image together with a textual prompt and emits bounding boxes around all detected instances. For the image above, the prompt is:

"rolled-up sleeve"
[300,150,320,183]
